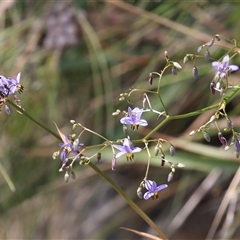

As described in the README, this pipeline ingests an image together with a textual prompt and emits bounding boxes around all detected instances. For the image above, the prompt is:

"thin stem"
[89,161,168,240]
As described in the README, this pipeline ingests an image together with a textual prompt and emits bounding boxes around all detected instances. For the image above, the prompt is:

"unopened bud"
[210,82,216,95]
[52,151,59,159]
[227,119,233,128]
[112,155,117,171]
[97,152,101,162]
[197,46,202,53]
[119,96,125,101]
[164,51,169,59]
[203,132,211,142]
[169,145,176,156]
[137,186,143,199]
[148,73,153,85]
[192,66,198,78]
[167,172,174,182]
[171,67,177,76]
[205,50,210,61]
[154,145,160,156]
[189,130,196,136]
[73,138,79,151]
[177,163,185,168]
[123,125,128,135]
[172,61,182,70]
[64,172,70,183]
[70,171,76,180]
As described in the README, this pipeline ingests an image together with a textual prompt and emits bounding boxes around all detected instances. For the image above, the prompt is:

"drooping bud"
[142,94,147,109]
[171,67,177,76]
[197,46,202,53]
[5,105,11,115]
[177,163,185,168]
[192,66,198,78]
[208,38,214,47]
[218,132,227,146]
[73,138,79,151]
[97,152,101,162]
[172,61,182,70]
[227,119,233,128]
[52,151,59,159]
[203,132,211,142]
[148,73,153,85]
[137,186,143,199]
[64,171,70,183]
[154,145,160,156]
[215,35,220,41]
[123,124,128,135]
[112,155,117,171]
[169,145,176,156]
[167,172,174,182]
[205,50,210,61]
[70,171,76,180]
[210,83,216,95]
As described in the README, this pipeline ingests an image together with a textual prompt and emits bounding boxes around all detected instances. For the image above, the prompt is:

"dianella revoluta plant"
[1,34,240,239]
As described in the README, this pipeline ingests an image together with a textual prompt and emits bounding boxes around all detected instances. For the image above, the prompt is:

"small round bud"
[70,120,76,124]
[177,163,185,168]
[52,151,59,159]
[215,35,220,41]
[183,55,189,64]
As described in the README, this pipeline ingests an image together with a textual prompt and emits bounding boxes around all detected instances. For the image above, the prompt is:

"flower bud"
[210,82,215,95]
[205,50,210,61]
[148,73,153,85]
[227,119,233,128]
[171,67,177,76]
[208,38,214,47]
[164,51,169,59]
[73,138,79,151]
[218,132,227,146]
[167,172,174,182]
[192,66,198,78]
[5,105,11,115]
[177,163,185,168]
[64,171,70,183]
[112,155,117,171]
[137,186,143,199]
[172,61,182,70]
[97,152,101,162]
[203,132,211,142]
[70,171,76,180]
[123,125,128,135]
[197,46,202,53]
[189,130,196,136]
[169,145,176,156]
[154,145,160,156]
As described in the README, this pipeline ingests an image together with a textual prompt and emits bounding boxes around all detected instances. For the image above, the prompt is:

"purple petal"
[113,144,125,152]
[132,147,142,153]
[115,151,125,158]
[212,61,219,70]
[136,119,148,126]
[144,180,154,190]
[222,55,229,62]
[143,191,154,200]
[156,184,168,192]
[229,65,239,72]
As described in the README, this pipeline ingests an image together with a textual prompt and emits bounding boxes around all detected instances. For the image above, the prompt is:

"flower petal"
[143,191,154,200]
[156,184,168,192]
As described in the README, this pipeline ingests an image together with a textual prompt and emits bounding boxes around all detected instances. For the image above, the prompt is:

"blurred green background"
[1,0,240,239]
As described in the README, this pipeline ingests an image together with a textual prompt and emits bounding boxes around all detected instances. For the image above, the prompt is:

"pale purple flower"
[113,138,142,161]
[212,55,239,79]
[143,180,168,200]
[120,107,148,130]
[8,72,23,95]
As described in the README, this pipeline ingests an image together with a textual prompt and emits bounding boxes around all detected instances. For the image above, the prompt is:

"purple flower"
[113,138,142,161]
[120,107,148,130]
[8,72,24,95]
[143,180,168,200]
[212,55,239,79]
